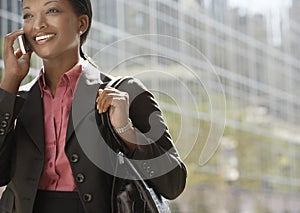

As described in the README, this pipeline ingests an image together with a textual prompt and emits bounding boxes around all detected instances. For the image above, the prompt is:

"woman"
[0,0,187,212]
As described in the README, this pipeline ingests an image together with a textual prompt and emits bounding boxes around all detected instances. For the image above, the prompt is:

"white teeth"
[35,34,54,41]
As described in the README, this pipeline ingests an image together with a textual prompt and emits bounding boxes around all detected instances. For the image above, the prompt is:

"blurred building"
[1,0,300,212]
[0,0,21,35]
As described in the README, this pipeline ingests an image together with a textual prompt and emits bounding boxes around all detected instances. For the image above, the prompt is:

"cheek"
[67,20,80,34]
[22,22,27,29]
[64,21,81,40]
[22,23,31,35]
[57,18,79,36]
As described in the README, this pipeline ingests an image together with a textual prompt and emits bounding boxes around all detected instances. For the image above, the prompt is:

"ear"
[78,14,89,35]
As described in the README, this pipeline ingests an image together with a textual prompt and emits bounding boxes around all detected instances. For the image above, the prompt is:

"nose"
[33,14,48,31]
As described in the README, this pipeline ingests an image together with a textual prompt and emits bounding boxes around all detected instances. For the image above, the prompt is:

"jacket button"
[70,154,79,163]
[0,129,5,136]
[83,193,92,202]
[142,162,147,169]
[4,113,10,120]
[1,121,7,128]
[146,166,151,173]
[149,171,155,177]
[76,173,85,183]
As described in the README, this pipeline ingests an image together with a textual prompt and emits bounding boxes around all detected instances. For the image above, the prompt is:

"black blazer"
[0,61,187,213]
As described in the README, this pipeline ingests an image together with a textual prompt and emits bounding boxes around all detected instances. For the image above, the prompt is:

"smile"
[35,34,55,41]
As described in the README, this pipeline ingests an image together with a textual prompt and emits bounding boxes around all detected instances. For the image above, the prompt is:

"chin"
[35,51,57,60]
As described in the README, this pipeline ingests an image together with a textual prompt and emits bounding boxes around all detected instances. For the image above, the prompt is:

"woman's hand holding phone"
[1,29,32,94]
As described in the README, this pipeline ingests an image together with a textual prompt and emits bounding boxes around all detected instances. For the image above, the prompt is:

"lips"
[34,34,55,42]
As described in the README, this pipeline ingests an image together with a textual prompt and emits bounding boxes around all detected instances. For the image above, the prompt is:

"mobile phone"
[18,35,31,54]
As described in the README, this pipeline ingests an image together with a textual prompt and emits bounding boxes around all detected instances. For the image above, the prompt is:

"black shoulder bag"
[98,77,171,213]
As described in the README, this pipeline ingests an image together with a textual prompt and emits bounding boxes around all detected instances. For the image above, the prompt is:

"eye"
[23,13,33,20]
[47,8,59,14]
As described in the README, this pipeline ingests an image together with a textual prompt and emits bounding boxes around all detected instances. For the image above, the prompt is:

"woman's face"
[22,0,83,60]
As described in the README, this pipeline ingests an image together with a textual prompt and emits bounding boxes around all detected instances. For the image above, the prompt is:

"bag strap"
[99,76,170,213]
[99,76,130,91]
[98,76,134,212]
[99,76,132,151]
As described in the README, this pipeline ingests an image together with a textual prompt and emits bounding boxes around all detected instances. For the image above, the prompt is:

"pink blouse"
[38,63,82,191]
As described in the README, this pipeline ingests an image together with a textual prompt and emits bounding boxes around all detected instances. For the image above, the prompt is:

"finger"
[98,88,117,100]
[109,93,129,115]
[96,96,102,111]
[97,88,126,113]
[96,98,99,110]
[111,92,129,104]
[96,88,104,104]
[96,90,101,101]
[99,94,114,113]
[15,48,23,58]
[4,29,24,52]
[97,90,112,113]
[100,92,127,113]
[96,89,106,111]
[97,89,103,95]
[102,87,119,94]
[22,51,33,61]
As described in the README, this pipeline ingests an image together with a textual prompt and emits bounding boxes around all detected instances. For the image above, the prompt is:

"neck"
[43,54,80,96]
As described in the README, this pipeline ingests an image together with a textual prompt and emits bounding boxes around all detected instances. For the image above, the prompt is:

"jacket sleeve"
[118,78,187,200]
[0,88,24,186]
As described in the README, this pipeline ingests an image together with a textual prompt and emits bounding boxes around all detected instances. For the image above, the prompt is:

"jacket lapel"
[66,62,106,142]
[18,82,45,153]
[18,62,107,150]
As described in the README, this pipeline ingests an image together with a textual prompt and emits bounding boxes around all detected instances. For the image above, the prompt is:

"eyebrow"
[22,0,59,11]
[45,0,59,6]
[22,6,30,11]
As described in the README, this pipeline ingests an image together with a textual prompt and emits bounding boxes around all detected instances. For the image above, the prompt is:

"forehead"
[22,0,70,8]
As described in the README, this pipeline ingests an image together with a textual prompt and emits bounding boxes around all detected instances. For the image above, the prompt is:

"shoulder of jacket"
[117,76,147,92]
[18,76,39,94]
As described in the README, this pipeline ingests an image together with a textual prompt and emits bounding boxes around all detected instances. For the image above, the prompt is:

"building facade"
[1,0,300,212]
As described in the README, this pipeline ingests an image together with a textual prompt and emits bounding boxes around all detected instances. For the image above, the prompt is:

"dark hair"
[67,0,93,60]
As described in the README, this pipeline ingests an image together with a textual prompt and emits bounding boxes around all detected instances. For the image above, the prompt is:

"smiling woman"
[21,0,87,76]
[0,0,187,212]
